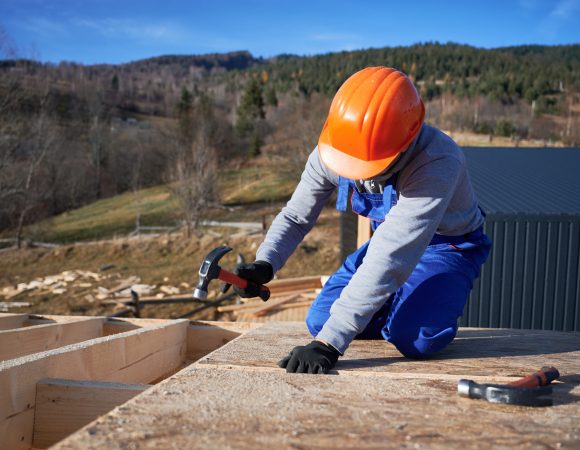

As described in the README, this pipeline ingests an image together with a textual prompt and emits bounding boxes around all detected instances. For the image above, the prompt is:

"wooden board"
[0,317,104,361]
[196,322,580,378]
[0,319,188,450]
[236,305,312,323]
[357,215,372,248]
[0,313,29,330]
[33,378,149,448]
[186,321,260,362]
[265,276,322,294]
[53,321,580,450]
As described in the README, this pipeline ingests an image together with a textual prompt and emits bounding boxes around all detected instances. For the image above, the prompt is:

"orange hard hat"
[318,67,425,180]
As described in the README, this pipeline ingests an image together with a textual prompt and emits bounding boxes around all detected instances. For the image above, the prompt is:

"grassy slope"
[26,166,299,243]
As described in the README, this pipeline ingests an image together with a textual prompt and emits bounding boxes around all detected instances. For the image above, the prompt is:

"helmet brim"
[318,126,400,180]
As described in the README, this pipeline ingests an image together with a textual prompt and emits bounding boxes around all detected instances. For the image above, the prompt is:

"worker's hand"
[278,340,340,374]
[233,260,273,298]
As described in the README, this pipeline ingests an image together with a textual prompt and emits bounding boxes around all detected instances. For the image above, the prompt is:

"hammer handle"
[218,269,271,302]
[508,367,560,388]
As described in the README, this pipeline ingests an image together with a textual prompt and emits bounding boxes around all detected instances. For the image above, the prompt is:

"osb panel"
[54,366,580,450]
[197,322,580,378]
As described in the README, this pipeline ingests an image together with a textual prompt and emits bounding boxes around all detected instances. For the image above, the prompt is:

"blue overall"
[306,175,492,358]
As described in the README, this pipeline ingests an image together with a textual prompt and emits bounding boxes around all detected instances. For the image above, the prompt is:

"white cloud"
[548,0,580,18]
[538,0,580,39]
[17,17,67,36]
[69,17,189,43]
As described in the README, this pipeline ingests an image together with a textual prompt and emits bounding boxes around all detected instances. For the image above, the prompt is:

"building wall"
[460,214,580,332]
[340,211,580,332]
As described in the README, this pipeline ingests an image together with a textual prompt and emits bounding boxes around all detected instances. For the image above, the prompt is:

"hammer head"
[458,379,553,407]
[193,245,232,300]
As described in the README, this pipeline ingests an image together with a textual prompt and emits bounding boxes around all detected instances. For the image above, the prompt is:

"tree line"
[1,35,578,241]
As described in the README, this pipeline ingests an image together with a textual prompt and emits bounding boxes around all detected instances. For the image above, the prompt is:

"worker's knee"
[388,324,457,359]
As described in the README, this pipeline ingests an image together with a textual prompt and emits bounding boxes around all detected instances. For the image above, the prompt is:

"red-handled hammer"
[193,245,271,302]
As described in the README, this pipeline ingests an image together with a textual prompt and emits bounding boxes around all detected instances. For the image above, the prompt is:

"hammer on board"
[193,245,271,301]
[457,366,560,407]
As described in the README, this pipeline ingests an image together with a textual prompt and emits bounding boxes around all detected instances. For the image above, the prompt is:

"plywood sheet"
[197,322,580,378]
[53,364,580,450]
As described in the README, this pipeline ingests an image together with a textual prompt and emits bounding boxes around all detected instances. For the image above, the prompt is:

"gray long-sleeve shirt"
[256,124,484,354]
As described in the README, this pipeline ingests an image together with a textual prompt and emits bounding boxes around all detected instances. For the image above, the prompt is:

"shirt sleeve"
[255,148,338,272]
[315,155,463,354]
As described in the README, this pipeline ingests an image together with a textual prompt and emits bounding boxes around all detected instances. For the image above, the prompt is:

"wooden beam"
[241,294,302,317]
[265,276,322,294]
[0,318,104,361]
[186,321,260,362]
[101,317,174,336]
[0,319,188,450]
[357,215,372,248]
[33,378,149,449]
[0,313,29,331]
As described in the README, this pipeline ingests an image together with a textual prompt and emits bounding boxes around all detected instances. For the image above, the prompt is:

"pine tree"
[236,79,265,135]
[249,130,262,158]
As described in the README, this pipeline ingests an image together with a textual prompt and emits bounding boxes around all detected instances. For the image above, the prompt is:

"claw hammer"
[193,245,271,301]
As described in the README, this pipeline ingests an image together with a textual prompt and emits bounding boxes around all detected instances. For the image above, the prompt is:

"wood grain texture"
[0,319,188,450]
[0,318,104,361]
[0,313,28,330]
[53,363,580,450]
[33,378,149,448]
[186,321,260,362]
[198,322,580,379]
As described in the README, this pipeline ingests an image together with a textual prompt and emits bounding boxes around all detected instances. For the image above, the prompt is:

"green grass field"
[25,166,299,243]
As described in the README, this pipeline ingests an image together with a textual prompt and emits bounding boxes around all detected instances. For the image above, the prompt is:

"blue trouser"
[306,228,491,358]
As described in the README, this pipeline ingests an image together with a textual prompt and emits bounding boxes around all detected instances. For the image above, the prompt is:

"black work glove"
[278,340,341,374]
[233,260,274,298]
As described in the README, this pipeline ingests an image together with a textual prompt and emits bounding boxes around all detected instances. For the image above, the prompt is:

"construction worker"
[234,67,491,374]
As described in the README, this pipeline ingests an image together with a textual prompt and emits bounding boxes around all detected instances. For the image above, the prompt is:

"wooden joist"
[186,321,260,362]
[0,317,104,361]
[0,319,189,450]
[33,378,149,448]
[0,313,29,331]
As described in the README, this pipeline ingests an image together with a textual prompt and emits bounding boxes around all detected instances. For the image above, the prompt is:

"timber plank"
[0,313,28,330]
[186,321,260,362]
[0,317,104,361]
[0,319,188,450]
[33,378,149,448]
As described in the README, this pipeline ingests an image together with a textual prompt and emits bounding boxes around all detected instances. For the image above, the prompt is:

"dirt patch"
[0,208,341,320]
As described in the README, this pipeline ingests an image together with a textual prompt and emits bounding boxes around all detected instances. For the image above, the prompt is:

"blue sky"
[1,0,579,64]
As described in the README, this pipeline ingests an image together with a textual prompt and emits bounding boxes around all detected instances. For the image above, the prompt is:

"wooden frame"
[0,318,188,449]
[0,317,103,361]
[33,378,149,448]
[0,314,261,449]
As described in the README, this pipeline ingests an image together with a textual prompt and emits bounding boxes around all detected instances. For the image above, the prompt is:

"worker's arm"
[255,148,338,273]
[315,154,463,354]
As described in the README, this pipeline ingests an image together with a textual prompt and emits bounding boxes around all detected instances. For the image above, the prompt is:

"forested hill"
[1,42,579,236]
[260,43,580,109]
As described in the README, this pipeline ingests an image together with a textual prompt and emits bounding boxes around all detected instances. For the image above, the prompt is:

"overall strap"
[381,172,399,208]
[336,176,350,212]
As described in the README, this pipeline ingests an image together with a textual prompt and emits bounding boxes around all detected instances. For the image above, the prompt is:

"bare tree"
[170,94,218,236]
